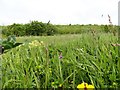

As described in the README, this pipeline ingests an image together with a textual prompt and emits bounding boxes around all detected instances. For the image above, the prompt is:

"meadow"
[1,31,120,89]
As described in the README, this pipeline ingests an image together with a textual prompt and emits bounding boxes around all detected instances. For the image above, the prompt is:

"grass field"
[1,32,120,88]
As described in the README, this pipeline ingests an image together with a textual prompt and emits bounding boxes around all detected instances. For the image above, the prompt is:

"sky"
[0,0,119,25]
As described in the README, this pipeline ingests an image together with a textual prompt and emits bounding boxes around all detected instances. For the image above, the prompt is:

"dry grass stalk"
[108,14,116,36]
[111,43,120,46]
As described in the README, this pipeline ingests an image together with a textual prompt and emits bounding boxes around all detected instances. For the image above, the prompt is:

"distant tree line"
[2,21,57,36]
[1,21,119,37]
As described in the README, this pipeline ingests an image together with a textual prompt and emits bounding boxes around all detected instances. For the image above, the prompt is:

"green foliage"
[6,23,25,36]
[103,25,111,33]
[1,33,119,88]
[2,22,118,37]
[0,35,22,51]
[46,24,58,35]
[55,24,118,34]
[2,21,57,36]
[25,21,46,36]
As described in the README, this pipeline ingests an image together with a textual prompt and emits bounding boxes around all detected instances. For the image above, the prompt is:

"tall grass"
[1,32,119,88]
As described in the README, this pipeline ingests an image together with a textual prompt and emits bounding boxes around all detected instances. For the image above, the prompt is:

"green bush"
[2,23,25,36]
[46,24,58,35]
[25,21,47,36]
[2,21,58,36]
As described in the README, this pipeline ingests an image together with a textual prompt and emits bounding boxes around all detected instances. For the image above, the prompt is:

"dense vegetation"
[1,33,120,88]
[0,35,22,54]
[0,21,120,89]
[2,21,57,37]
[1,21,118,37]
[55,24,118,35]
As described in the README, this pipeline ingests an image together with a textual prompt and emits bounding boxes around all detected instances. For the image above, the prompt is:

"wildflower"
[59,84,62,87]
[77,83,88,90]
[29,40,43,47]
[52,82,55,85]
[59,52,63,59]
[77,82,94,90]
[87,85,94,90]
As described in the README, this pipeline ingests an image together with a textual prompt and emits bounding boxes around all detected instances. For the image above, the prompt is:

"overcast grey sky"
[0,0,119,25]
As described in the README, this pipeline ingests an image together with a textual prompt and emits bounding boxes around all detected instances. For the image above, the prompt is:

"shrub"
[46,23,58,35]
[2,23,26,36]
[25,21,47,36]
[2,21,58,36]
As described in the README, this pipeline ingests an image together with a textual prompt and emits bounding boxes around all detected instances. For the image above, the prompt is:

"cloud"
[0,0,119,25]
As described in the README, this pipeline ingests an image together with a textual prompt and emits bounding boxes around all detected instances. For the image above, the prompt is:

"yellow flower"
[52,82,55,85]
[77,82,94,90]
[29,40,42,47]
[59,84,62,87]
[77,83,88,90]
[87,85,94,90]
